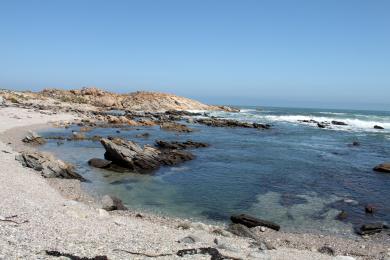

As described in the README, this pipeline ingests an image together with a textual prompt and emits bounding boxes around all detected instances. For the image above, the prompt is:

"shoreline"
[0,104,389,259]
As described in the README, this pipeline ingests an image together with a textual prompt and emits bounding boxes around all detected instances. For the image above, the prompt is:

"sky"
[0,0,389,110]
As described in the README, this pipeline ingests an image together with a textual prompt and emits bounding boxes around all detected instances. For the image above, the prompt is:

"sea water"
[38,106,390,235]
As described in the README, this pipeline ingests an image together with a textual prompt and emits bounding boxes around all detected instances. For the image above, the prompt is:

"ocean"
[38,106,390,235]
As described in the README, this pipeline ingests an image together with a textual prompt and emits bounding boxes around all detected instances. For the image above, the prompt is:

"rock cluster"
[22,131,46,145]
[15,151,85,181]
[195,118,270,129]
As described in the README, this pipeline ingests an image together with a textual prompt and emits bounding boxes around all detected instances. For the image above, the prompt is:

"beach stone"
[318,245,335,256]
[260,226,266,232]
[212,227,232,237]
[101,195,127,211]
[98,209,110,218]
[71,132,85,140]
[178,235,200,244]
[88,158,112,168]
[227,224,257,239]
[231,214,280,231]
[373,163,390,173]
[336,210,348,220]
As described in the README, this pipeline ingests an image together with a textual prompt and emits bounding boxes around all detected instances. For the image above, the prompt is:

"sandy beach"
[0,95,389,260]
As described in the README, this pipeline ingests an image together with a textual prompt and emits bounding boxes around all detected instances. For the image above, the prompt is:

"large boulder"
[231,214,280,231]
[16,151,85,181]
[100,138,195,173]
[373,163,390,173]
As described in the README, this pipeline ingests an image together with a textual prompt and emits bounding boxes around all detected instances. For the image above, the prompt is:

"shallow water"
[38,106,390,235]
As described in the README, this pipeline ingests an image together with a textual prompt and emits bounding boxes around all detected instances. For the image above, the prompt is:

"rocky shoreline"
[0,89,390,259]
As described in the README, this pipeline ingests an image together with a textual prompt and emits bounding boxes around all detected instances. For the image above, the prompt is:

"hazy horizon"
[1,0,389,111]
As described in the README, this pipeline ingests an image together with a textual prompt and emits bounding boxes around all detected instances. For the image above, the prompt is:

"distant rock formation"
[38,87,237,112]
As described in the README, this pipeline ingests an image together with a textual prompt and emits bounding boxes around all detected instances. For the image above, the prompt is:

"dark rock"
[15,151,85,181]
[159,150,195,165]
[45,250,108,260]
[155,140,209,150]
[298,119,319,124]
[318,246,335,256]
[374,125,384,129]
[195,118,270,129]
[101,195,127,211]
[135,132,150,138]
[88,158,112,168]
[365,204,375,214]
[165,110,202,116]
[226,223,257,239]
[331,121,348,126]
[22,131,46,145]
[176,247,223,260]
[352,141,360,146]
[317,123,326,128]
[231,214,280,231]
[373,163,390,173]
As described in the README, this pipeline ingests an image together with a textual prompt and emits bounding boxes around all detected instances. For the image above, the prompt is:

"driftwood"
[0,215,28,225]
[115,247,243,260]
[45,250,108,260]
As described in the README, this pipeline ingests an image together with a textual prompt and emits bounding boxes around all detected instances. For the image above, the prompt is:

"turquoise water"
[38,106,390,235]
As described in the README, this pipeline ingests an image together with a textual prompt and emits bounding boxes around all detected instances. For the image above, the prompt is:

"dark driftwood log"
[231,214,280,231]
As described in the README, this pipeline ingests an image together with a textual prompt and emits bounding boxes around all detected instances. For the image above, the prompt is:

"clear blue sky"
[1,0,389,110]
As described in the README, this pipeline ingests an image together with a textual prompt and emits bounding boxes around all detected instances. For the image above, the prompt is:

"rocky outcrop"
[230,214,280,231]
[101,195,127,211]
[373,163,390,173]
[374,125,384,130]
[15,151,85,181]
[22,131,46,145]
[100,138,194,173]
[195,118,270,129]
[40,87,234,112]
[155,140,209,150]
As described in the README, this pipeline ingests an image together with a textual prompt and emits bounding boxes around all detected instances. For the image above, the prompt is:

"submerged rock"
[101,195,127,211]
[155,140,209,150]
[15,151,85,181]
[22,131,46,145]
[231,214,280,231]
[160,122,193,132]
[88,158,112,168]
[357,223,387,236]
[373,163,390,173]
